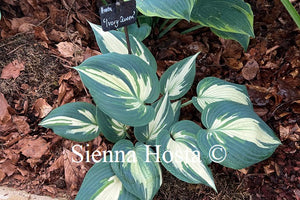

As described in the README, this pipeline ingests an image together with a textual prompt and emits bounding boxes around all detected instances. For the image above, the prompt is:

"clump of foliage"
[40,22,281,200]
[124,0,254,50]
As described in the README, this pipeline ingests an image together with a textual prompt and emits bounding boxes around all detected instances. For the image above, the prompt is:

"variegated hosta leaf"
[157,121,216,191]
[39,102,100,142]
[75,53,159,127]
[192,77,252,112]
[211,28,250,51]
[76,155,139,200]
[111,140,162,200]
[136,0,196,20]
[171,100,181,123]
[134,94,174,145]
[89,22,157,71]
[160,53,199,100]
[191,0,254,37]
[97,109,129,143]
[197,101,281,169]
[119,23,152,41]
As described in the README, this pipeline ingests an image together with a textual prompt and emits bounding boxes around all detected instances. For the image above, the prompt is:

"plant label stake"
[99,0,136,54]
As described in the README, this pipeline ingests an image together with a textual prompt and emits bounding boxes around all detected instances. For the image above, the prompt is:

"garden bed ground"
[0,0,299,199]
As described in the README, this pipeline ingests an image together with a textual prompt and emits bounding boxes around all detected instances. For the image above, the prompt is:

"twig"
[50,55,74,66]
[36,16,50,27]
[7,44,26,55]
[266,45,280,55]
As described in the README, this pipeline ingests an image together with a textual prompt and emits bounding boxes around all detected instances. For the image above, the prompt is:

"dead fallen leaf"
[82,47,101,61]
[264,164,275,175]
[0,160,16,177]
[9,17,38,33]
[18,22,35,33]
[34,26,50,43]
[0,93,12,124]
[3,148,20,164]
[75,22,89,40]
[238,168,249,174]
[12,174,26,182]
[27,158,42,168]
[58,71,73,84]
[1,60,25,79]
[254,107,268,116]
[3,132,21,148]
[242,59,260,80]
[43,185,57,195]
[279,125,290,141]
[63,149,79,191]
[0,169,6,182]
[56,42,75,58]
[63,148,88,191]
[17,167,29,177]
[19,137,49,159]
[48,29,68,43]
[12,115,31,135]
[34,98,52,118]
[48,155,64,173]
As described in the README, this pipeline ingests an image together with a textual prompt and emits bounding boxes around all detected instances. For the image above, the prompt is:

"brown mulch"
[0,0,299,199]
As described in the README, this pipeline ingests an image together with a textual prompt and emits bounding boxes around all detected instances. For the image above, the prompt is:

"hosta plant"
[39,22,281,199]
[130,0,254,50]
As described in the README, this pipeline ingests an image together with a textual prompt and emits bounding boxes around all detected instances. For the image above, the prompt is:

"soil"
[0,0,299,200]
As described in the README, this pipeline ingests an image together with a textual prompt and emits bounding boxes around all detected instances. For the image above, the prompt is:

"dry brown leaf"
[57,82,74,105]
[254,107,268,117]
[63,149,79,190]
[12,115,31,135]
[242,59,260,80]
[19,136,49,159]
[58,71,73,84]
[17,167,29,177]
[48,29,68,43]
[224,58,243,70]
[18,22,35,33]
[57,81,68,105]
[34,26,50,43]
[75,22,89,40]
[48,155,64,173]
[3,132,21,148]
[33,98,52,118]
[279,125,290,141]
[82,47,101,61]
[238,168,248,174]
[61,89,74,105]
[9,17,38,33]
[43,185,57,195]
[27,158,42,168]
[3,148,20,164]
[12,174,26,182]
[56,42,75,58]
[1,60,25,79]
[0,160,16,177]
[263,164,275,175]
[0,93,12,125]
[63,148,88,191]
[0,169,6,182]
[187,41,208,54]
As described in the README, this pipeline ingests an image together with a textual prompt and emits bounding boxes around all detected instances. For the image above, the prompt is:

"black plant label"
[99,0,136,31]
